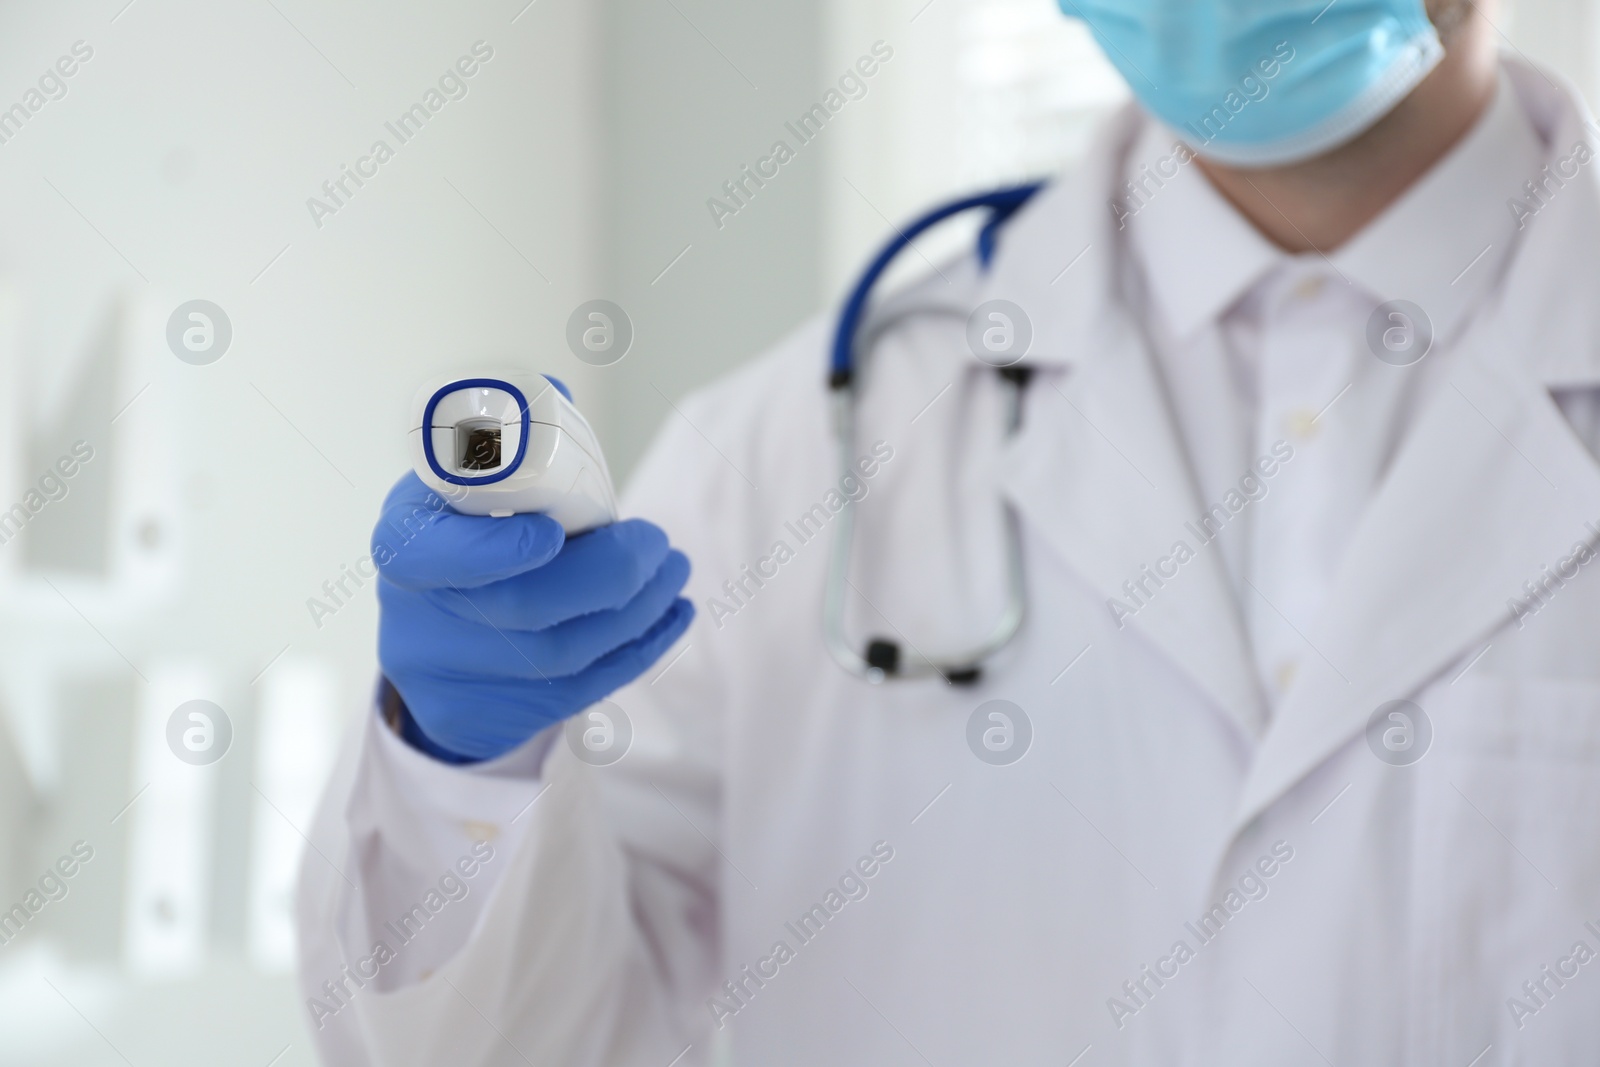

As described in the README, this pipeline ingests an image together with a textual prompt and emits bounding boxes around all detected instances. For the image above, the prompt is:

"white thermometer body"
[409,373,618,533]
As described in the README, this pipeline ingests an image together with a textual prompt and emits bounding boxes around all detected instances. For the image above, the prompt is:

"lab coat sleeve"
[327,703,557,983]
[294,358,774,1065]
[293,699,558,1065]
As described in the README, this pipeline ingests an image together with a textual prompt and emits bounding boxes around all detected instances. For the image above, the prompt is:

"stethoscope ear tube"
[828,182,1043,389]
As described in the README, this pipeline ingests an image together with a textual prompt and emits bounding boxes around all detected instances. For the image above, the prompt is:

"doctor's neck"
[1195,0,1499,255]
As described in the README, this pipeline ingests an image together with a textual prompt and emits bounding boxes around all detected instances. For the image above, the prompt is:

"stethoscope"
[823,181,1045,686]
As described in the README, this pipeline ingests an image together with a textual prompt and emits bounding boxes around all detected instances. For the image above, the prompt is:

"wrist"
[379,677,482,766]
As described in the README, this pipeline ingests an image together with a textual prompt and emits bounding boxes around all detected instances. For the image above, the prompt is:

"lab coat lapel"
[985,108,1268,740]
[1003,316,1268,740]
[1232,65,1600,828]
[1232,352,1600,827]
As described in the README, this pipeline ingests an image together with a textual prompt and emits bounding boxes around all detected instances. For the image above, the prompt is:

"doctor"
[301,0,1600,1062]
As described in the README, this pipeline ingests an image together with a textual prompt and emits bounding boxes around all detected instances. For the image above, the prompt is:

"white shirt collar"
[1123,127,1280,340]
[1125,68,1546,342]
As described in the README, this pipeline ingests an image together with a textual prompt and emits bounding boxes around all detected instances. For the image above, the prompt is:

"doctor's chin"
[10,0,1600,1065]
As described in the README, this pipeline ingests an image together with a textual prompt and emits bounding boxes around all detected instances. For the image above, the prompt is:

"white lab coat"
[299,59,1600,1065]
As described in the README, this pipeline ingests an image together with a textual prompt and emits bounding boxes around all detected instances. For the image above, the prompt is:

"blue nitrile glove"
[373,471,694,762]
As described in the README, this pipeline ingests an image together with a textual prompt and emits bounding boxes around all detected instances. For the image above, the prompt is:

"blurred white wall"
[0,1,602,1064]
[0,0,1596,1064]
[597,0,824,476]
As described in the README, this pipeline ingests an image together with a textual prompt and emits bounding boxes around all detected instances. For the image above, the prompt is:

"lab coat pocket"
[1409,674,1600,1067]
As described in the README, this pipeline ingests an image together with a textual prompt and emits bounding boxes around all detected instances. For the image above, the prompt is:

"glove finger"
[410,551,688,678]
[528,550,690,674]
[373,471,566,590]
[529,519,675,614]
[433,545,689,634]
[379,579,563,686]
[544,597,695,709]
[425,519,674,627]
[384,597,694,763]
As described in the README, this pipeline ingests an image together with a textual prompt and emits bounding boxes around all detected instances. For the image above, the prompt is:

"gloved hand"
[373,471,694,762]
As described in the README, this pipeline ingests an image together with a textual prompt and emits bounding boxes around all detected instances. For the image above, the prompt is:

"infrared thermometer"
[409,373,618,533]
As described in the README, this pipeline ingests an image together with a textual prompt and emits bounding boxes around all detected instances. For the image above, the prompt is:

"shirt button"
[462,820,499,842]
[1292,275,1327,301]
[1275,660,1298,693]
[1286,409,1320,440]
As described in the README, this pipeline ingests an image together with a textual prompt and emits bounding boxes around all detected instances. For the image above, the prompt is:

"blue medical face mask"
[1060,0,1444,167]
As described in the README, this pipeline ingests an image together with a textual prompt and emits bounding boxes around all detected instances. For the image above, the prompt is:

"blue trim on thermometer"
[420,377,531,486]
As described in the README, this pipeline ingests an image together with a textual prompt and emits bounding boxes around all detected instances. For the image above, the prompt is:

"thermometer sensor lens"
[459,423,503,471]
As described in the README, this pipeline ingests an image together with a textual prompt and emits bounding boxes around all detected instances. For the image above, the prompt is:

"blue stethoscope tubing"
[823,181,1045,685]
[828,182,1044,387]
